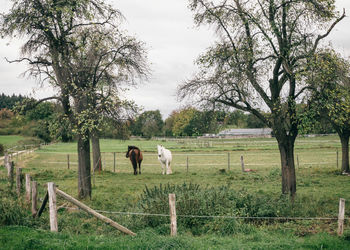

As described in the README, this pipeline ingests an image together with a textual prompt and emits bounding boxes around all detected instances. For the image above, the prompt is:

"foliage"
[0,143,4,156]
[0,93,27,110]
[0,189,34,227]
[139,183,292,235]
[131,110,164,138]
[179,0,345,196]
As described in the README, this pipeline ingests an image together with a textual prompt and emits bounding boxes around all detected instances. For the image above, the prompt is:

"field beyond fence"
[1,135,350,249]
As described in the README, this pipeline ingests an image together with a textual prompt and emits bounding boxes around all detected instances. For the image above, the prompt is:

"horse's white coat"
[157,145,172,175]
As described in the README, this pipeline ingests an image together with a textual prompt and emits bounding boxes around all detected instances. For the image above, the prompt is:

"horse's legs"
[167,161,172,175]
[133,163,137,175]
[138,161,142,174]
[161,162,165,175]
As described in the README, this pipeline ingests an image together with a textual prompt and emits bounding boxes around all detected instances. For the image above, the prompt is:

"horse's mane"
[128,145,140,151]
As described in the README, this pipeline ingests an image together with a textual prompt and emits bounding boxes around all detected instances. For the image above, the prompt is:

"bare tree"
[1,0,148,198]
[179,0,345,197]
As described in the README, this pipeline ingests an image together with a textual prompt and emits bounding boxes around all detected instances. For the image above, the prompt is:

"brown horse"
[126,145,143,175]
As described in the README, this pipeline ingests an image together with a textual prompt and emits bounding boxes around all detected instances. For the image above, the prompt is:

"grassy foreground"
[1,135,350,249]
[1,226,349,249]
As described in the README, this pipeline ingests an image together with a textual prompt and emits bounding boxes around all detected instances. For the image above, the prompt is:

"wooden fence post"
[169,193,177,236]
[337,198,345,236]
[227,152,230,171]
[48,182,58,232]
[4,152,8,170]
[56,188,136,236]
[8,161,14,187]
[67,154,70,170]
[31,181,38,217]
[37,191,49,218]
[241,155,245,172]
[25,174,31,204]
[186,156,189,173]
[297,155,300,169]
[337,150,339,169]
[16,167,22,196]
[113,152,116,173]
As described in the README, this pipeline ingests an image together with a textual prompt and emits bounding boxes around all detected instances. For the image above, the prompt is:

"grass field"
[1,135,350,249]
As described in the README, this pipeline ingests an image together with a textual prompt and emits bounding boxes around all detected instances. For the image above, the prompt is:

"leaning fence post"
[169,193,177,236]
[16,167,22,196]
[337,198,345,236]
[48,182,58,232]
[31,181,38,217]
[241,155,245,172]
[25,174,31,204]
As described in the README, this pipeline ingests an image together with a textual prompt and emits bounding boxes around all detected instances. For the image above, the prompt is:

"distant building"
[217,128,272,138]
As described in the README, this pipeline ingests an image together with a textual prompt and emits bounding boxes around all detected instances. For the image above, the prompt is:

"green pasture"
[1,135,350,249]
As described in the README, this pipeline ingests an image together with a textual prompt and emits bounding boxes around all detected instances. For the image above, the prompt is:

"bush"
[138,183,292,236]
[0,189,34,227]
[0,144,4,156]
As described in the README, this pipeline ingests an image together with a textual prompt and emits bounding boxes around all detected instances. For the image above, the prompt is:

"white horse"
[157,145,172,175]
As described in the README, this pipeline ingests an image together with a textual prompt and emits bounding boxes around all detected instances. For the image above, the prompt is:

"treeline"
[0,93,27,110]
[0,94,335,142]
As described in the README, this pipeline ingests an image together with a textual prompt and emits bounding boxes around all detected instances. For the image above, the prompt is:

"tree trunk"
[339,133,350,173]
[276,135,297,197]
[77,134,92,199]
[91,129,102,172]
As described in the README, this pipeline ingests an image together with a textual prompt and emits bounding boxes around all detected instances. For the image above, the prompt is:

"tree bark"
[77,134,92,199]
[91,129,102,172]
[275,131,297,197]
[339,133,350,173]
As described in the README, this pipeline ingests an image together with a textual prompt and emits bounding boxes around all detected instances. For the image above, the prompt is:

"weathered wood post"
[297,155,300,169]
[169,193,177,236]
[67,154,70,170]
[113,152,116,173]
[186,156,189,173]
[16,167,22,196]
[337,150,339,169]
[227,152,230,171]
[240,155,245,172]
[25,174,31,204]
[48,182,58,232]
[4,152,8,170]
[8,161,14,187]
[337,198,345,236]
[31,181,38,217]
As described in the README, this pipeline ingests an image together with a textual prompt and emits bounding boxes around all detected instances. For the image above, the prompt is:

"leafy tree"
[0,93,27,110]
[1,0,148,198]
[306,50,350,173]
[179,0,345,196]
[132,110,164,138]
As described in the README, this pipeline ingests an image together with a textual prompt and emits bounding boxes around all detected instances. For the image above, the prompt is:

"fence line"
[57,207,348,221]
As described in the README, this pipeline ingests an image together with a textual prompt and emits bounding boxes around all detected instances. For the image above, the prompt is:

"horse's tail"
[130,150,137,169]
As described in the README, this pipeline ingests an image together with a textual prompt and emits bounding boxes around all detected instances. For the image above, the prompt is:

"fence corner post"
[337,198,345,236]
[169,193,177,236]
[48,182,58,232]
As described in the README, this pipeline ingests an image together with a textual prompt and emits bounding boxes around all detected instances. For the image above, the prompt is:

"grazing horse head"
[126,145,143,175]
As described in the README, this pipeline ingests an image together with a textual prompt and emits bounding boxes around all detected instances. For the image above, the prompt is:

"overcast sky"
[1,0,350,119]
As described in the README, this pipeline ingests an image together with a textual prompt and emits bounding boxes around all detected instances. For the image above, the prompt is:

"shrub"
[138,183,292,235]
[0,189,34,226]
[0,144,4,156]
